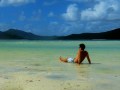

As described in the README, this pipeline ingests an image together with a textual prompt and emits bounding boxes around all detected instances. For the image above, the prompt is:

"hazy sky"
[0,0,120,36]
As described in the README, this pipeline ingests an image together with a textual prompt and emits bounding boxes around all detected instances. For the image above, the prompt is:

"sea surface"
[0,40,120,90]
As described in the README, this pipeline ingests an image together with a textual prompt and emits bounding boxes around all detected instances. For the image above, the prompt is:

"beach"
[0,40,120,90]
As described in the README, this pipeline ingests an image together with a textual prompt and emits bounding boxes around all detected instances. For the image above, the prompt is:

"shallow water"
[0,40,120,90]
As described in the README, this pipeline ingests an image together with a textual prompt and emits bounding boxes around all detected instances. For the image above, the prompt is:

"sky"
[0,0,120,36]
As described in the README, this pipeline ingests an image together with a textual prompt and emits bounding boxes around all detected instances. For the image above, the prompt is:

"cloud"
[0,0,35,6]
[18,9,41,22]
[55,20,120,36]
[62,4,80,21]
[81,0,120,21]
[50,21,58,25]
[48,12,55,17]
[60,22,84,35]
[60,0,120,35]
[63,0,120,21]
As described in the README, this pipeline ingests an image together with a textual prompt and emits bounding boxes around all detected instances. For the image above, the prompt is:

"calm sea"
[0,40,120,90]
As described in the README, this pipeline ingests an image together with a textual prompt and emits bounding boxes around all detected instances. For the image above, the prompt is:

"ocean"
[0,40,120,90]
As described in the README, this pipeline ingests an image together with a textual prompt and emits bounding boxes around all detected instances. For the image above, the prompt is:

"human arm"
[87,52,91,64]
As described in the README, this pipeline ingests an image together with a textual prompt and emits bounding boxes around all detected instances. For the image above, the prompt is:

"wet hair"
[79,43,85,50]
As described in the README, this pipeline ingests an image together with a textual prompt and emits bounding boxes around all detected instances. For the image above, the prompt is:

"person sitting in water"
[59,43,91,64]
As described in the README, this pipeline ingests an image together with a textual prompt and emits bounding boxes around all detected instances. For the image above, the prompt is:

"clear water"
[0,40,120,90]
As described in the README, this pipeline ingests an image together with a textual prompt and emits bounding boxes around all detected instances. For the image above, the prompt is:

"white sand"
[0,71,92,90]
[0,61,119,90]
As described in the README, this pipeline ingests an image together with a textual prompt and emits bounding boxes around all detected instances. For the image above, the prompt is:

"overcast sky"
[0,0,120,36]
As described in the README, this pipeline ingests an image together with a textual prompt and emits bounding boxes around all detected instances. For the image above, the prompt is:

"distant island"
[0,28,120,40]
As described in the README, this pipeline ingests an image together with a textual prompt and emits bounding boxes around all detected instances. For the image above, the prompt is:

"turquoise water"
[0,40,120,90]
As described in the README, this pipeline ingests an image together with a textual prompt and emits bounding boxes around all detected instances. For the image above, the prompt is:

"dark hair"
[79,43,85,50]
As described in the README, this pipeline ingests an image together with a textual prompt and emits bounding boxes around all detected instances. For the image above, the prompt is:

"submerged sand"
[0,61,119,90]
[0,62,92,90]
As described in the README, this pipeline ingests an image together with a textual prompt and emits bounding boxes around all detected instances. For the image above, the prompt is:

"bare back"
[74,49,90,64]
[79,50,88,63]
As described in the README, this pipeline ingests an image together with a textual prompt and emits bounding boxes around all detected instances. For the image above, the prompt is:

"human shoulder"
[85,50,88,53]
[80,50,88,53]
[80,50,88,54]
[84,50,88,55]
